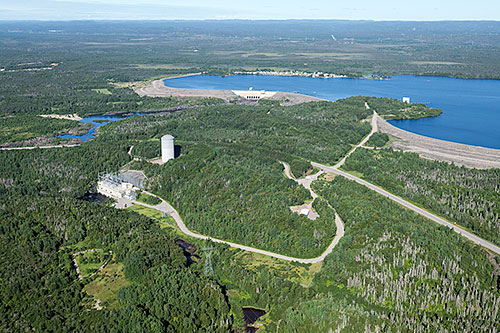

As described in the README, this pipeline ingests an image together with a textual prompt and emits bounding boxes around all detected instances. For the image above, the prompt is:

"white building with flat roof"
[403,97,411,103]
[97,173,136,200]
[232,90,277,100]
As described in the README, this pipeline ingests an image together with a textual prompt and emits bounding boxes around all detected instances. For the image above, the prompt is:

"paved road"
[134,186,344,264]
[310,108,500,256]
[312,163,500,255]
[129,104,500,262]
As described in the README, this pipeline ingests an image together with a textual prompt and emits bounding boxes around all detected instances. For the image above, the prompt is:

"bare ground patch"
[289,202,319,221]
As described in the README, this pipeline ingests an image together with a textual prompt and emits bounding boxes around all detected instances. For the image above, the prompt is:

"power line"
[203,247,214,276]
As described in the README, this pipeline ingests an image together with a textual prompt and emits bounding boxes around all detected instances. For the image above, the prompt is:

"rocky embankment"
[377,115,500,169]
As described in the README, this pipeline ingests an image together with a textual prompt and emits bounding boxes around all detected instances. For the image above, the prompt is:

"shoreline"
[136,77,500,169]
[136,77,326,105]
[195,71,500,81]
[377,115,500,169]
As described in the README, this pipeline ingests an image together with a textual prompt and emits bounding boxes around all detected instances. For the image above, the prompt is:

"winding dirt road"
[128,103,500,262]
[334,108,377,169]
[133,171,345,264]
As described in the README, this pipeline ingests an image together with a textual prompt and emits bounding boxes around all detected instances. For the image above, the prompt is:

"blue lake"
[164,75,500,150]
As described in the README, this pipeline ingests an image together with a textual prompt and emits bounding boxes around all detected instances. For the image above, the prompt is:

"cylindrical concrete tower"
[161,135,175,163]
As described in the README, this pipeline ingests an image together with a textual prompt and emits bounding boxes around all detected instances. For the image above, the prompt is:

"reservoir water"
[164,75,500,150]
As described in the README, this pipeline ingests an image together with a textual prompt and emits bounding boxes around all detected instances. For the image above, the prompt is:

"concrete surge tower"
[161,134,175,163]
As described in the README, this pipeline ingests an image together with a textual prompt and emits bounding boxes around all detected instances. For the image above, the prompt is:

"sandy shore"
[39,113,82,121]
[135,77,325,105]
[136,78,237,100]
[377,115,500,169]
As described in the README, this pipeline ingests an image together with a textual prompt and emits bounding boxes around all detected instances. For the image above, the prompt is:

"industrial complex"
[97,172,138,201]
[97,134,174,202]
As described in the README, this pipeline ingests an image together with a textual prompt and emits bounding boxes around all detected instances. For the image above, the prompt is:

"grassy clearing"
[91,88,112,95]
[84,262,129,309]
[75,250,110,278]
[127,204,177,229]
[294,52,366,60]
[237,251,322,287]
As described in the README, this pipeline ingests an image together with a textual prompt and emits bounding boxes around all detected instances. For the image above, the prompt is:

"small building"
[300,208,310,216]
[97,172,137,200]
[403,97,411,104]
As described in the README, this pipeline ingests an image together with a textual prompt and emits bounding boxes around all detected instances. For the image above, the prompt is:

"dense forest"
[0,196,232,331]
[364,97,442,120]
[2,100,499,331]
[342,148,500,246]
[365,132,389,147]
[2,20,500,332]
[292,177,500,332]
[104,98,373,175]
[130,144,336,258]
[0,133,238,331]
[2,20,500,81]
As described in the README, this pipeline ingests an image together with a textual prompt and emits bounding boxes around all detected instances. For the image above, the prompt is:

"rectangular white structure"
[97,175,136,200]
[161,134,175,163]
[232,90,277,100]
[403,97,410,103]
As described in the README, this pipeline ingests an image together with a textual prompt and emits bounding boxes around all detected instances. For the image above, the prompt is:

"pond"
[242,307,266,332]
